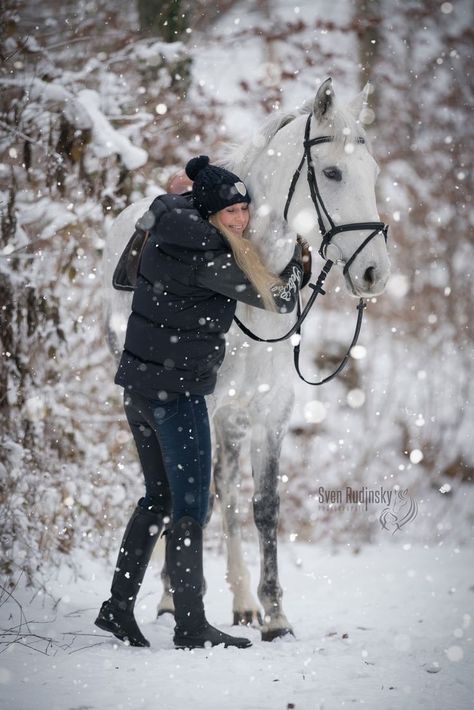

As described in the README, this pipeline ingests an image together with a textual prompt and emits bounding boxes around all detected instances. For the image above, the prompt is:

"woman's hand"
[296,235,312,288]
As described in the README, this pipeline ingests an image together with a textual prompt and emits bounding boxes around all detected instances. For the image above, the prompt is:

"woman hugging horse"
[95,155,304,650]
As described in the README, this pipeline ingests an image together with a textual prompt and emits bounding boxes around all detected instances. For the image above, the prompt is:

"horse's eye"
[323,167,342,182]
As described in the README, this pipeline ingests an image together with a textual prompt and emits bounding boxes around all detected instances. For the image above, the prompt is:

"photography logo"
[379,488,418,534]
[317,486,418,533]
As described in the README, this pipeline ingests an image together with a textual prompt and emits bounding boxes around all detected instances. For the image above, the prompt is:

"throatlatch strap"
[284,151,306,222]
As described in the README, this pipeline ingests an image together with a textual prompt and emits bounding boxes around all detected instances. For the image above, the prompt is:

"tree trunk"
[137,0,192,40]
[355,0,381,118]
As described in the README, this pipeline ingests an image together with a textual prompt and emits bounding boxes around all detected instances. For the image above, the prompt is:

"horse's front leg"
[250,394,294,641]
[213,405,262,626]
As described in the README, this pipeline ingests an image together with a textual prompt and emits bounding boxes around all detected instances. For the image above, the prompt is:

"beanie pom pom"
[185,155,210,181]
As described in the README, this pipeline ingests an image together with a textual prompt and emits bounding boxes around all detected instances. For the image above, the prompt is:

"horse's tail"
[104,304,123,365]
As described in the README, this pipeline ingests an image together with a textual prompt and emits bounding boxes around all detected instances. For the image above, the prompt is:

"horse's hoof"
[233,610,263,627]
[261,626,295,642]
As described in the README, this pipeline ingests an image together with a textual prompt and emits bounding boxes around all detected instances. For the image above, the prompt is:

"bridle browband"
[233,113,389,385]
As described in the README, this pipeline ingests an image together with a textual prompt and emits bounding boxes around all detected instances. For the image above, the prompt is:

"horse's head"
[268,79,391,298]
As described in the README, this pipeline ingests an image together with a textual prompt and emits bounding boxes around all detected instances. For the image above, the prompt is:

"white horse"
[102,78,391,641]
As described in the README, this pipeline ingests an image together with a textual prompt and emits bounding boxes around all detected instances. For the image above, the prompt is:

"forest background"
[0,0,472,589]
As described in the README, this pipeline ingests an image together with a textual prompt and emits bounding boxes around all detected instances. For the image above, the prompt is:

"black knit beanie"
[185,155,251,219]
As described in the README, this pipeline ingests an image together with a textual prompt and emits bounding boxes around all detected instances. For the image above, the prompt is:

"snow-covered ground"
[1,541,473,710]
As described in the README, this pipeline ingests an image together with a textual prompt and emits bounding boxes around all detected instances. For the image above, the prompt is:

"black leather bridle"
[233,113,389,385]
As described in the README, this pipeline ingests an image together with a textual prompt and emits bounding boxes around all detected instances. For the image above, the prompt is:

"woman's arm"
[194,243,304,313]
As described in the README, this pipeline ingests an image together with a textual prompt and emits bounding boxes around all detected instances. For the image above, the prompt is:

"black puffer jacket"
[114,193,303,400]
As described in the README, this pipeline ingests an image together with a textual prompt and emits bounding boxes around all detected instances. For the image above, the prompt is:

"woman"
[95,156,304,650]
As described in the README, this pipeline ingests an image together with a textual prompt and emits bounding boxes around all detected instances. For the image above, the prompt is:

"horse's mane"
[221,99,369,177]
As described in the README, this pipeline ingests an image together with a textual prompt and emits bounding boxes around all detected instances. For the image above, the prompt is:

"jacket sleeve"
[194,243,304,313]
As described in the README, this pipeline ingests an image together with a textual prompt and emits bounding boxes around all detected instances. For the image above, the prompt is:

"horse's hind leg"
[157,554,174,617]
[250,393,294,641]
[214,405,262,626]
[157,491,215,617]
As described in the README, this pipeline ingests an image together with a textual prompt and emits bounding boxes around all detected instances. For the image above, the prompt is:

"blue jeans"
[123,390,212,526]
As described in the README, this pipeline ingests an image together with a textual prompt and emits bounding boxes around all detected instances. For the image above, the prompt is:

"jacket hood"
[148,193,227,252]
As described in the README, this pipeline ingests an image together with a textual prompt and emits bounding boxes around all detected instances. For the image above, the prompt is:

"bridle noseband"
[233,113,389,386]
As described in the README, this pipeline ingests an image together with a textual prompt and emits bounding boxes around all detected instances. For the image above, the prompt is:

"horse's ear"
[313,78,335,122]
[348,82,372,119]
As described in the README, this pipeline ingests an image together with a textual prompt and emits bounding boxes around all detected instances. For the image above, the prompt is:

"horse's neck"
[230,116,306,273]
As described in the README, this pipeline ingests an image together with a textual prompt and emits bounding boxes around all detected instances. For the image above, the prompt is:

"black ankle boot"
[95,503,164,647]
[95,598,150,647]
[166,516,251,650]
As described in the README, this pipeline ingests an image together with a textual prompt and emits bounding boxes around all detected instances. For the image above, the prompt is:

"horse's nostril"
[364,266,376,286]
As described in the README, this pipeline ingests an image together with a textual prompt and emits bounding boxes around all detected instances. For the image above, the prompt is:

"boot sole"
[174,636,251,650]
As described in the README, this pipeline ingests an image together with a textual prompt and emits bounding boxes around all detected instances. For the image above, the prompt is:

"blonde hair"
[209,213,283,312]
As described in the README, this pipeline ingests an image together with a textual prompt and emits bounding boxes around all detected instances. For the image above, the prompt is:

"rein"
[233,113,389,386]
